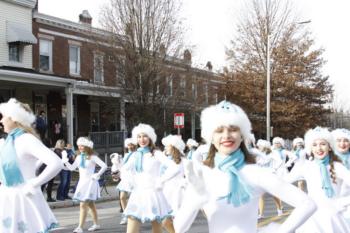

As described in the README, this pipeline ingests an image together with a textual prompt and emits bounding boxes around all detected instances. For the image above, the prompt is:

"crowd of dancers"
[1,97,350,233]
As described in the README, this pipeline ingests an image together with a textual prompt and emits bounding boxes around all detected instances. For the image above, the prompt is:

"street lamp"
[266,20,311,142]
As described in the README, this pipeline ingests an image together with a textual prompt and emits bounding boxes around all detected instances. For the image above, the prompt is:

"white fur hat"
[186,138,199,147]
[132,123,157,144]
[304,126,335,155]
[77,137,94,149]
[257,139,271,149]
[0,98,35,128]
[124,138,137,148]
[272,137,285,148]
[200,100,252,144]
[162,134,186,154]
[331,128,350,142]
[293,137,304,147]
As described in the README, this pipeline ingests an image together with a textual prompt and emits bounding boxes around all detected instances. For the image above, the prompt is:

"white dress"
[174,162,316,233]
[336,154,350,221]
[284,160,350,233]
[161,158,186,215]
[116,152,136,193]
[65,155,107,202]
[0,133,62,233]
[122,150,174,223]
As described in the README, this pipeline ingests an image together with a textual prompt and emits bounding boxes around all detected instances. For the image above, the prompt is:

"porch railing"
[88,131,126,149]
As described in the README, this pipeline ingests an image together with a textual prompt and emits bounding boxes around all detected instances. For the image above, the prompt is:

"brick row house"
[0,0,225,149]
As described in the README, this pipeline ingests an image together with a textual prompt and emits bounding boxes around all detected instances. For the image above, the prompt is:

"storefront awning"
[7,22,37,44]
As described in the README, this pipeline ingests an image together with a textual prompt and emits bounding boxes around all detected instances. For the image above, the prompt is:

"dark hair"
[203,142,256,168]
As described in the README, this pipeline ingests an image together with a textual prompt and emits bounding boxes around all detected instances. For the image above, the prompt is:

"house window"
[94,54,104,83]
[179,77,186,97]
[8,43,21,62]
[39,39,52,71]
[69,45,80,75]
[166,76,173,96]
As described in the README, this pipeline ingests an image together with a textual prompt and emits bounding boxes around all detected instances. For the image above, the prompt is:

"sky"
[38,0,350,110]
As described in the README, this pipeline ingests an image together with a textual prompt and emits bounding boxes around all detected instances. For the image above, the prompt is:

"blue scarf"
[214,149,252,207]
[335,151,350,170]
[0,128,25,187]
[187,149,194,160]
[276,148,284,161]
[315,156,335,198]
[79,153,87,168]
[135,147,150,173]
[295,149,301,158]
[123,151,133,164]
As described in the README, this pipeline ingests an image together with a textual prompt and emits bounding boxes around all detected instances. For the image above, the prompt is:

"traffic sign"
[174,113,184,128]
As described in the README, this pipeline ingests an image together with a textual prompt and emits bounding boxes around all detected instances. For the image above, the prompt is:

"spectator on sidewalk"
[35,110,47,140]
[54,139,71,201]
[62,143,75,199]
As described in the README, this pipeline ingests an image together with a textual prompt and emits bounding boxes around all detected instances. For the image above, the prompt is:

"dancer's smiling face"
[137,133,150,147]
[212,125,243,155]
[312,139,331,160]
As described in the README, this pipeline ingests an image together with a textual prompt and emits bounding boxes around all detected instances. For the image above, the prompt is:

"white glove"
[23,182,36,196]
[111,164,119,173]
[111,157,121,166]
[185,161,206,194]
[61,150,69,163]
[91,173,100,180]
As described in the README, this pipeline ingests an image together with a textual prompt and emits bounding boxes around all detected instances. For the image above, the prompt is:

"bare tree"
[99,0,186,133]
[225,0,333,139]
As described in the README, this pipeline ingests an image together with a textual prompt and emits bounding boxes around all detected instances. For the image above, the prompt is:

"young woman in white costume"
[0,98,62,232]
[270,137,297,215]
[173,100,316,233]
[161,134,186,231]
[331,128,350,222]
[62,137,107,233]
[119,123,174,233]
[186,138,198,160]
[284,127,350,233]
[116,137,137,225]
[291,137,307,190]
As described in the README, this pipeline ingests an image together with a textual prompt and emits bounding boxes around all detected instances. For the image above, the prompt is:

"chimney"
[206,61,213,71]
[183,49,192,64]
[79,10,92,25]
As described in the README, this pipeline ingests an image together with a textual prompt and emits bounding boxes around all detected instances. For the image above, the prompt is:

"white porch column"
[65,84,74,144]
[191,110,196,139]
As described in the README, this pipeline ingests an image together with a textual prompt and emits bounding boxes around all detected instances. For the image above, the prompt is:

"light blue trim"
[36,222,59,233]
[72,198,98,203]
[122,212,173,223]
[116,187,132,193]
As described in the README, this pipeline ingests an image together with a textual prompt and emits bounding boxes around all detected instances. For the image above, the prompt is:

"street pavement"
[49,185,293,233]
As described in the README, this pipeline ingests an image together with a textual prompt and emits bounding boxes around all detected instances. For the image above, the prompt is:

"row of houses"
[0,0,225,148]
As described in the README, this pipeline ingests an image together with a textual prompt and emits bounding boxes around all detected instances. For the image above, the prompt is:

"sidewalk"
[48,185,118,209]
